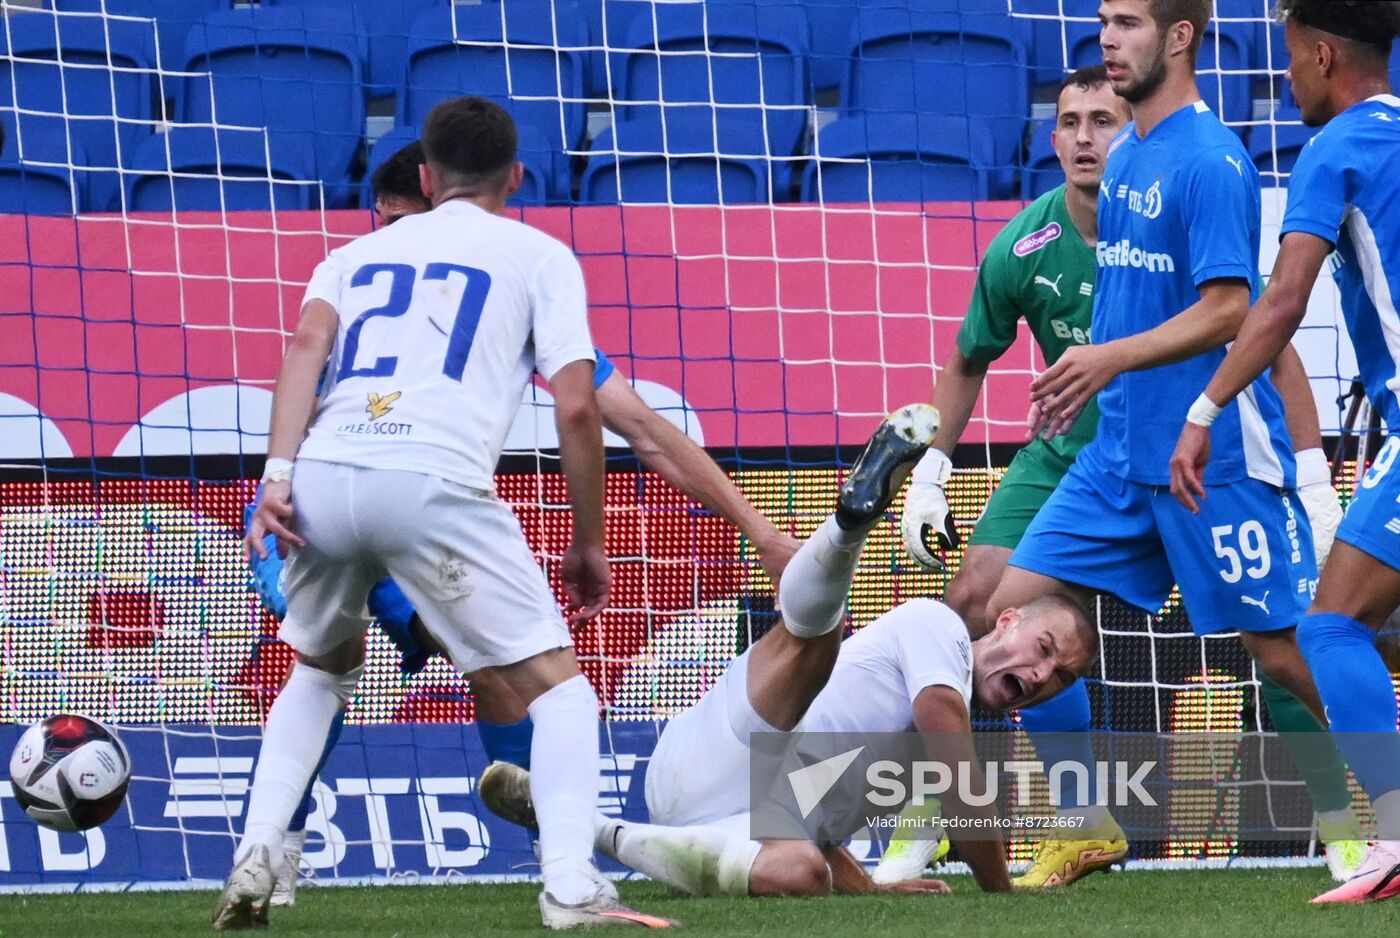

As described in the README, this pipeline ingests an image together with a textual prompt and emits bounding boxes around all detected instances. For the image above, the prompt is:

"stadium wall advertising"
[0,193,1349,462]
[0,721,655,888]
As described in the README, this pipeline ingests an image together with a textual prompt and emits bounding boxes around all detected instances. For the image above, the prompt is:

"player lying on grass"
[892,62,1360,887]
[481,404,1100,897]
[1169,0,1400,905]
[243,141,800,907]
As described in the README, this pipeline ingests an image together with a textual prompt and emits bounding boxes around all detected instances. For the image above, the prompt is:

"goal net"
[0,0,1387,889]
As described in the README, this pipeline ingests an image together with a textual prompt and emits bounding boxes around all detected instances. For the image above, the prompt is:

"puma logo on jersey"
[1225,155,1244,177]
[1035,274,1064,297]
[365,391,402,421]
[1240,591,1270,615]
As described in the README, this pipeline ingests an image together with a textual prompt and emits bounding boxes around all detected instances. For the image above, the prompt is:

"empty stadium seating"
[803,114,999,202]
[178,6,366,202]
[582,119,770,203]
[0,0,1328,210]
[400,0,587,199]
[52,0,222,74]
[0,114,86,214]
[843,5,1030,177]
[607,1,810,194]
[0,6,159,210]
[124,125,320,211]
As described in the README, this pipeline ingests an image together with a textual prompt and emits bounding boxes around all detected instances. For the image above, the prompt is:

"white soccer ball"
[8,714,131,832]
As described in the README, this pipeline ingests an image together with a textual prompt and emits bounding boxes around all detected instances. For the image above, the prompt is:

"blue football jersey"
[1282,94,1400,434]
[1090,101,1295,487]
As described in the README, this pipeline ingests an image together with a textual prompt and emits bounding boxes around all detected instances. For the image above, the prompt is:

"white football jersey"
[801,598,974,734]
[297,200,595,490]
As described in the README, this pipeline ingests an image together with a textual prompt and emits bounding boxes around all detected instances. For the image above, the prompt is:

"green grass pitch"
[2,869,1399,937]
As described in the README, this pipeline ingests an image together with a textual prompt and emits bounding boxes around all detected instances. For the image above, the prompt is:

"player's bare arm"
[245,298,339,562]
[930,348,991,456]
[912,684,1013,892]
[1030,279,1250,438]
[1169,232,1336,510]
[596,371,799,587]
[551,357,610,623]
[822,844,950,896]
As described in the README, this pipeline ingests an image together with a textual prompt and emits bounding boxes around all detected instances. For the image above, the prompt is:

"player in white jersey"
[483,406,1100,897]
[215,97,669,931]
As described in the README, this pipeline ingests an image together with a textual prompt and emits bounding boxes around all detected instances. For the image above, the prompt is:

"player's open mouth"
[1003,673,1028,704]
[1074,154,1098,168]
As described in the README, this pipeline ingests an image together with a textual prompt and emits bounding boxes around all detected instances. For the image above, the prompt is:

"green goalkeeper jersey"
[956,183,1100,464]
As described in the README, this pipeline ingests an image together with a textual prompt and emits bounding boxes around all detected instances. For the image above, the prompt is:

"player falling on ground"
[244,141,799,907]
[894,63,1360,886]
[1169,0,1400,905]
[984,0,1333,880]
[482,405,1100,897]
[215,97,670,930]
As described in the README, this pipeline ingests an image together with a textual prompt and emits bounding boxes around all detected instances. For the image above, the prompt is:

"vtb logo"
[366,391,402,421]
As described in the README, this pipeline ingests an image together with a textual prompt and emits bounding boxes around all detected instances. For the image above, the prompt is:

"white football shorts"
[644,649,776,834]
[278,459,571,672]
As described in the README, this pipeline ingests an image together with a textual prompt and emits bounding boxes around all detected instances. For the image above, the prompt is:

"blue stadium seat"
[125,126,320,211]
[609,1,810,195]
[1021,118,1062,200]
[0,115,87,214]
[802,114,999,202]
[179,6,367,202]
[401,1,586,199]
[265,0,437,97]
[52,0,222,75]
[1022,0,1099,85]
[843,6,1030,177]
[581,119,770,204]
[0,8,159,211]
[1248,111,1316,186]
[577,0,655,96]
[359,123,555,209]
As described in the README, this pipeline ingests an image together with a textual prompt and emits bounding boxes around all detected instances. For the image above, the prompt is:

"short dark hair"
[1058,65,1112,101]
[1276,0,1400,60]
[421,96,517,195]
[1141,0,1212,59]
[370,140,429,206]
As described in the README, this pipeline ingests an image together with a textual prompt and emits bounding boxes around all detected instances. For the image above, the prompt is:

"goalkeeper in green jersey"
[877,66,1362,887]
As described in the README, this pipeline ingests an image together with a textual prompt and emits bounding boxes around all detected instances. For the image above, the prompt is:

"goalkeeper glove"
[900,448,960,572]
[1295,448,1342,571]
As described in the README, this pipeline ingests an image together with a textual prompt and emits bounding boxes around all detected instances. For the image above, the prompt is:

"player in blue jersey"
[246,148,800,904]
[1170,0,1400,905]
[987,0,1331,872]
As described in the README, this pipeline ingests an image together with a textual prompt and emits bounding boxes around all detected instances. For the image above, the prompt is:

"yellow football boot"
[1013,815,1129,888]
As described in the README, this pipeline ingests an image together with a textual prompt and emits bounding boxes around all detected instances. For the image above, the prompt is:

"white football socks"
[528,675,604,906]
[597,817,760,897]
[777,515,867,639]
[236,662,360,866]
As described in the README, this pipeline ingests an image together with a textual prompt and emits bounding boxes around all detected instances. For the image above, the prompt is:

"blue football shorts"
[1010,448,1318,635]
[1336,434,1400,573]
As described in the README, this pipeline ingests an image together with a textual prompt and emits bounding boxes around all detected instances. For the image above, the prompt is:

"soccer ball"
[8,715,131,832]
